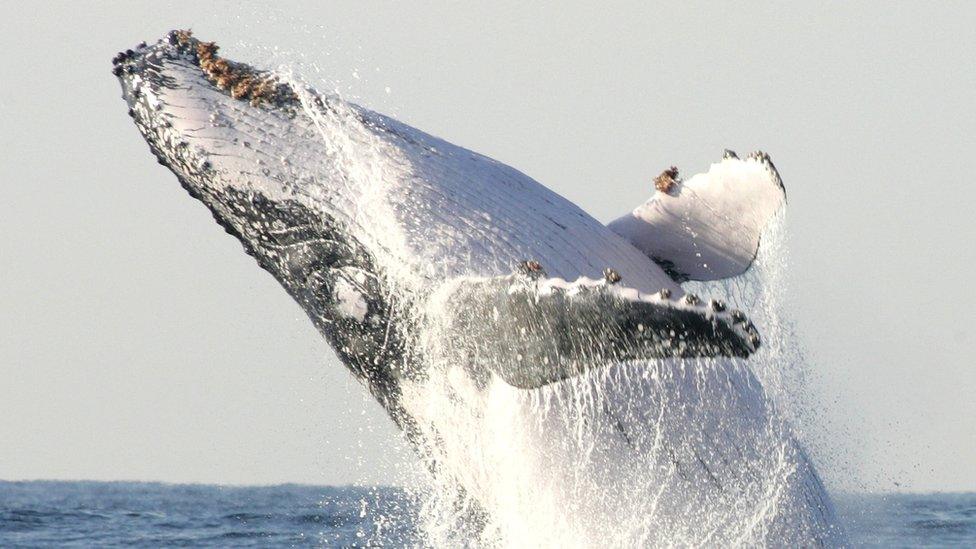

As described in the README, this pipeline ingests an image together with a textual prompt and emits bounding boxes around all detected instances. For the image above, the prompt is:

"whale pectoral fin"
[608,151,786,282]
[429,273,759,389]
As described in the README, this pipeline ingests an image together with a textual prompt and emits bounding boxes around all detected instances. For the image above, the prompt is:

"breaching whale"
[113,31,841,546]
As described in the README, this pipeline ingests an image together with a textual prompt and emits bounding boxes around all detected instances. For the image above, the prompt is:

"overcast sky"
[1,2,973,491]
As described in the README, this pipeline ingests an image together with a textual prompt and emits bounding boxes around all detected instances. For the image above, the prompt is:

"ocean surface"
[0,481,972,547]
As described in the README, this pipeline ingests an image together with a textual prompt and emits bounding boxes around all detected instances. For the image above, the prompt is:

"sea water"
[0,481,972,547]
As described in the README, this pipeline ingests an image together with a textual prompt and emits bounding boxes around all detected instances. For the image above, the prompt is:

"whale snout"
[112,30,341,272]
[112,30,322,215]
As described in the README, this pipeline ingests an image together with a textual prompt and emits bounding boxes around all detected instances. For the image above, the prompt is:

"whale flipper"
[427,269,760,389]
[608,151,786,282]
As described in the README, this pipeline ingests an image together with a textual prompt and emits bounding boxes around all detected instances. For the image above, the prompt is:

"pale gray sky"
[1,2,973,491]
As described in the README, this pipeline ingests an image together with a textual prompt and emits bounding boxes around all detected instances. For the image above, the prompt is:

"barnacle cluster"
[654,166,680,194]
[172,30,296,107]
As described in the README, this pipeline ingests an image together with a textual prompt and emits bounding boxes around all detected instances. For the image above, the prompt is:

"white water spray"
[389,214,841,547]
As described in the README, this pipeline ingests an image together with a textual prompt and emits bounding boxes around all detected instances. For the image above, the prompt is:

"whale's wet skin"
[113,31,843,546]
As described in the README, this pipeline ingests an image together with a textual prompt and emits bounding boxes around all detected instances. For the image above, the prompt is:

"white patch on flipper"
[334,276,368,321]
[608,153,786,281]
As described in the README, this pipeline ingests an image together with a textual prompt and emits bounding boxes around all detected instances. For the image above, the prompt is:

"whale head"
[113,31,410,413]
[114,31,315,265]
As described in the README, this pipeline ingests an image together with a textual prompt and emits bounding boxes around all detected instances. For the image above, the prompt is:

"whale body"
[113,31,841,546]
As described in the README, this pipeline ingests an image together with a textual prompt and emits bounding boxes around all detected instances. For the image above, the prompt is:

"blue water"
[0,481,972,547]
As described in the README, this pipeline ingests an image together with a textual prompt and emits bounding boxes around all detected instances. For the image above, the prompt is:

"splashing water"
[685,212,811,426]
[399,218,838,546]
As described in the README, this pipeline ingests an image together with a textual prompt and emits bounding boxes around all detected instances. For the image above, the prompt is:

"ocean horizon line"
[1,478,973,497]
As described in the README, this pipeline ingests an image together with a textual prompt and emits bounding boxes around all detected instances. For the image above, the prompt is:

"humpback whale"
[113,31,841,546]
